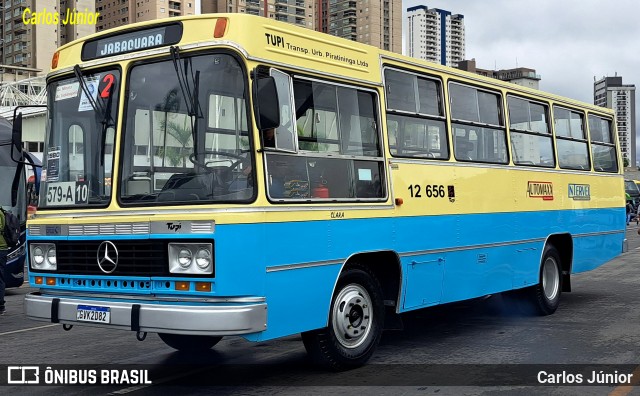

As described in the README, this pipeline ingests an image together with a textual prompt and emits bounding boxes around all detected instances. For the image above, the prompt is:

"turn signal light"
[34,276,43,285]
[195,282,211,292]
[52,51,60,69]
[175,281,190,291]
[395,197,404,206]
[214,18,227,38]
[46,278,56,286]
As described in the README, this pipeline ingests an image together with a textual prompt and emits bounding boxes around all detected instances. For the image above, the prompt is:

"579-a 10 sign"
[46,181,89,206]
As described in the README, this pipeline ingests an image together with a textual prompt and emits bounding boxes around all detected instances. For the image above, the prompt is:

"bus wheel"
[158,333,223,352]
[522,245,562,316]
[301,264,384,370]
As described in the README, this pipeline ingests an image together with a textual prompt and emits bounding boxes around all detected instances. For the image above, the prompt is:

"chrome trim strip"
[32,221,215,236]
[265,230,624,272]
[25,292,267,336]
[31,204,395,219]
[38,290,265,303]
[266,259,343,273]
[573,230,625,238]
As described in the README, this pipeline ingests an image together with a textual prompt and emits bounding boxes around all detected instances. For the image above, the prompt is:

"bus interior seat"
[158,173,210,201]
[126,175,152,195]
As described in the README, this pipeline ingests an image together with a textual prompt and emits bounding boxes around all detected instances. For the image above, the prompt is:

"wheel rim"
[542,256,560,301]
[331,283,373,349]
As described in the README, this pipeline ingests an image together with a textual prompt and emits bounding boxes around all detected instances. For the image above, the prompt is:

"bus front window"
[119,53,253,205]
[41,69,120,208]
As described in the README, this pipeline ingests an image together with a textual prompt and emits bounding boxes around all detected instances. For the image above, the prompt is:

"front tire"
[302,264,384,371]
[158,333,223,352]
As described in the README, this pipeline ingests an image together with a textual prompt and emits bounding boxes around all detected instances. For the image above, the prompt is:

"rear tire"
[158,333,223,352]
[520,244,563,315]
[302,264,384,371]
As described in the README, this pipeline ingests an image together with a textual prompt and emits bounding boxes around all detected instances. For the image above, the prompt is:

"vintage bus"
[22,14,624,369]
[1,116,40,289]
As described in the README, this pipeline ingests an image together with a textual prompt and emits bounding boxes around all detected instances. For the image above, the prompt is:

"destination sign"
[81,23,182,61]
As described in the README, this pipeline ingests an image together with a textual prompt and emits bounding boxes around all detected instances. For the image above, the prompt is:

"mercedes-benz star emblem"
[97,241,119,274]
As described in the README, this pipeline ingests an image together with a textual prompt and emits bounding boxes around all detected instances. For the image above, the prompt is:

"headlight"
[177,249,192,268]
[169,243,213,275]
[46,247,57,265]
[30,243,57,271]
[33,247,45,266]
[195,249,212,269]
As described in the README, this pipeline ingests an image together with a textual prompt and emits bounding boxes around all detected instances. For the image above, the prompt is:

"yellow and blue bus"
[21,14,625,369]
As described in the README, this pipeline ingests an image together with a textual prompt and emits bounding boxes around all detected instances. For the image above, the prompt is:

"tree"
[624,156,630,168]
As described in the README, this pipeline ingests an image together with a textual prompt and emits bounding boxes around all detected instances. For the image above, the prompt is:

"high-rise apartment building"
[317,0,401,53]
[0,0,96,76]
[594,76,636,167]
[96,0,195,32]
[202,0,316,30]
[406,6,464,67]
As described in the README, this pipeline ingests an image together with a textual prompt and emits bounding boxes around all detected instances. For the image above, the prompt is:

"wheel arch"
[544,233,573,292]
[331,250,403,313]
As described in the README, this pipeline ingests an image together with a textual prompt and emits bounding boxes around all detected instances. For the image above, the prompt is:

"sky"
[402,0,640,162]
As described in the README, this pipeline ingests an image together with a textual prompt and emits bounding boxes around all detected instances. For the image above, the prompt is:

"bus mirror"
[11,113,23,163]
[254,76,280,130]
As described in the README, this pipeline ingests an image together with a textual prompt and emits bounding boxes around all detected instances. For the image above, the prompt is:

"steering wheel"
[188,150,245,170]
[188,150,247,191]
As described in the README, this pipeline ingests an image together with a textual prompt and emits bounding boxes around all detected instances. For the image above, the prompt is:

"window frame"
[506,94,555,168]
[553,105,591,171]
[383,66,449,161]
[263,68,387,203]
[588,113,618,173]
[448,81,509,165]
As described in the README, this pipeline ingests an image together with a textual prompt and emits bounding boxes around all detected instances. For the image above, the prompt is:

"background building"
[96,0,195,32]
[594,76,636,167]
[457,59,541,90]
[317,0,402,53]
[0,0,95,76]
[406,5,464,67]
[203,0,316,30]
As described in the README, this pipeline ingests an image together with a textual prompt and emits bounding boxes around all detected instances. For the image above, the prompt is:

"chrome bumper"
[25,292,267,336]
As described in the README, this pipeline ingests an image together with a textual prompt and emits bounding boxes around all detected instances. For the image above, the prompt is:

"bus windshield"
[40,69,120,208]
[119,52,253,205]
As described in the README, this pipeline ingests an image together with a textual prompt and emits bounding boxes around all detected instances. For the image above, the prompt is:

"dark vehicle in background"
[625,179,640,206]
[0,117,40,288]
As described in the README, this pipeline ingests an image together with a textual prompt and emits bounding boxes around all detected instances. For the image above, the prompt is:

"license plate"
[76,305,111,323]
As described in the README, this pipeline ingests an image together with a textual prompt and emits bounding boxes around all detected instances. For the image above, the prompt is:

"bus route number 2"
[408,184,446,198]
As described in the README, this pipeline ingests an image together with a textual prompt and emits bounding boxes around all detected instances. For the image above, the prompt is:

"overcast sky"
[403,0,640,161]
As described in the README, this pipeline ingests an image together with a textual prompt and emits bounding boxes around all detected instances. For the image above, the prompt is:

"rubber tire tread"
[301,263,385,371]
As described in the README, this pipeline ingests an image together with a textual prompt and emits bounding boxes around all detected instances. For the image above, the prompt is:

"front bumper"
[25,292,267,336]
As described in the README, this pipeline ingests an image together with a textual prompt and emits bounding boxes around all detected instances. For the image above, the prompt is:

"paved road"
[2,226,640,395]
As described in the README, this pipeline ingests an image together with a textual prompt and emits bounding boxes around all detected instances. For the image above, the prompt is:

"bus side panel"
[572,232,625,273]
[437,245,514,305]
[251,264,342,341]
[255,217,395,340]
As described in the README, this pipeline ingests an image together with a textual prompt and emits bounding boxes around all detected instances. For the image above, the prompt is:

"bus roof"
[52,14,614,117]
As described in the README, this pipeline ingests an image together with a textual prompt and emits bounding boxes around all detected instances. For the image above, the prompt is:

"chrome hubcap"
[331,283,373,349]
[542,256,559,300]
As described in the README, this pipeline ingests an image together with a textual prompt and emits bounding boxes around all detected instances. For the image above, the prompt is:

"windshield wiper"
[73,65,105,115]
[170,46,202,153]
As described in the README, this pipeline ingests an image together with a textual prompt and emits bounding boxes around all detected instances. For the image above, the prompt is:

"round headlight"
[33,246,45,266]
[46,247,57,265]
[177,249,192,268]
[195,249,211,269]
